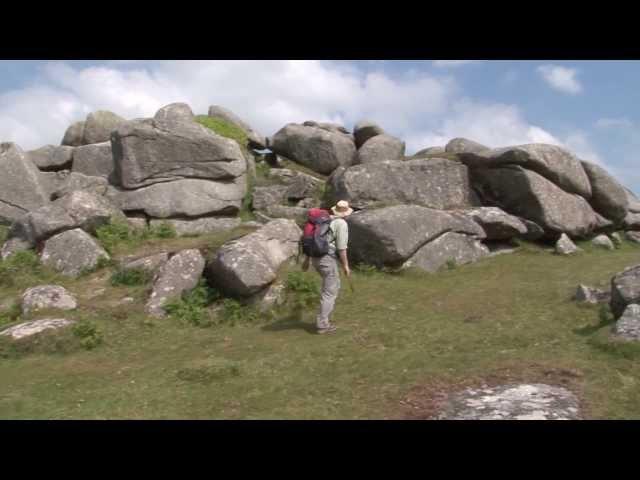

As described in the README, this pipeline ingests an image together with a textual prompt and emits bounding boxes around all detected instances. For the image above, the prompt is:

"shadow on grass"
[261,308,317,334]
[573,304,617,337]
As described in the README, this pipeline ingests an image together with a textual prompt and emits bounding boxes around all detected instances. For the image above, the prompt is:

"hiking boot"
[317,325,338,335]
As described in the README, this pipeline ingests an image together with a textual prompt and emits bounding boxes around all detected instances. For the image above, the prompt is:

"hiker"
[301,200,353,334]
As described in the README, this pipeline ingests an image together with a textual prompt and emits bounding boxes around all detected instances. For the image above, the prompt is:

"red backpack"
[300,208,332,257]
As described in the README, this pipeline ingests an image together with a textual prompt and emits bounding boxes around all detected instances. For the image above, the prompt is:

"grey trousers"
[312,254,341,329]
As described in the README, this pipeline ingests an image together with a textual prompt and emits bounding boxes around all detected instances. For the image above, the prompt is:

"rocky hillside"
[2,101,640,419]
[1,101,640,336]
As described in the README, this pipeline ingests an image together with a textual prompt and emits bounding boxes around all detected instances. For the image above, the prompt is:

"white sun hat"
[331,200,354,217]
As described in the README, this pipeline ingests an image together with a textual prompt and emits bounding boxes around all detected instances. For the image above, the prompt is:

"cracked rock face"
[0,143,50,224]
[330,158,480,211]
[111,116,247,189]
[347,205,485,267]
[437,383,581,420]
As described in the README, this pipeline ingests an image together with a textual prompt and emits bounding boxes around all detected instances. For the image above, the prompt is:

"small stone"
[555,234,581,255]
[574,284,610,304]
[592,234,615,251]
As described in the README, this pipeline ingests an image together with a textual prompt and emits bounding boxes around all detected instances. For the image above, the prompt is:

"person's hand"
[343,265,351,277]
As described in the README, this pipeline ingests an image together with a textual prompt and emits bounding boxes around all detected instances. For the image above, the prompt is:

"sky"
[0,59,638,193]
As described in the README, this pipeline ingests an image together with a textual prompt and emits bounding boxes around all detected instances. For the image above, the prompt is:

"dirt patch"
[394,361,588,420]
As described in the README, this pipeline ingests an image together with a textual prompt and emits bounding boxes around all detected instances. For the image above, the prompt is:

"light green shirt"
[328,217,349,255]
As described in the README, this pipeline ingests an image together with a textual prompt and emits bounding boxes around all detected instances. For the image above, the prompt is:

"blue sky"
[1,60,638,192]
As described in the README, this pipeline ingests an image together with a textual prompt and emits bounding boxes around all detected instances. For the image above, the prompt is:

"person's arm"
[335,219,351,276]
[338,249,351,277]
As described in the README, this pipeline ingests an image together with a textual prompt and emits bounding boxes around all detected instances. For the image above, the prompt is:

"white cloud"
[0,60,459,150]
[537,64,583,95]
[0,60,611,183]
[404,100,562,153]
[432,60,479,68]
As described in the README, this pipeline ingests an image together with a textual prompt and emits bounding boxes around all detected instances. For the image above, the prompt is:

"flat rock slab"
[0,318,75,340]
[437,383,581,420]
[21,285,77,315]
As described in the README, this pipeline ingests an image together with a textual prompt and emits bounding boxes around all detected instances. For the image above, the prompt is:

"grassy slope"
[1,235,640,419]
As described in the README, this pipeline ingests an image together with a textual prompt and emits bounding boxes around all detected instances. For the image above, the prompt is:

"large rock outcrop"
[624,187,640,213]
[456,207,528,240]
[414,146,445,156]
[329,158,480,210]
[472,165,600,238]
[610,265,640,319]
[112,177,245,218]
[52,190,125,234]
[613,304,640,341]
[41,171,113,200]
[145,249,206,317]
[27,145,74,171]
[445,138,490,155]
[61,121,86,147]
[111,114,246,189]
[355,134,405,164]
[148,217,241,236]
[72,142,116,181]
[270,123,356,175]
[460,144,592,198]
[581,161,628,223]
[205,219,301,297]
[402,232,490,273]
[624,212,640,231]
[208,105,266,150]
[82,110,126,145]
[353,120,385,149]
[0,143,50,224]
[346,205,485,267]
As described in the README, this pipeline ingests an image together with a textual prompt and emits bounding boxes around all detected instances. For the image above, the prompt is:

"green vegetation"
[0,225,8,245]
[72,320,103,350]
[176,356,241,384]
[165,280,221,327]
[0,236,640,419]
[110,267,153,287]
[195,115,248,148]
[0,302,21,328]
[0,251,58,289]
[96,219,177,254]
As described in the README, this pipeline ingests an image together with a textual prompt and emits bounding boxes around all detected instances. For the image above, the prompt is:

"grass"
[96,219,177,255]
[195,115,248,148]
[110,267,153,287]
[0,236,640,419]
[0,225,8,245]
